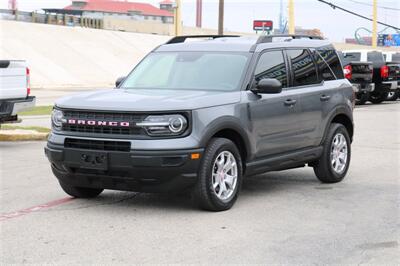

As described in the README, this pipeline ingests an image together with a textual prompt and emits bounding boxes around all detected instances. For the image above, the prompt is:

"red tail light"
[344,65,352,80]
[26,67,30,96]
[380,65,389,79]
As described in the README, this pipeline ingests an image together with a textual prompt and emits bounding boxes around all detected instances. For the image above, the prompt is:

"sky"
[0,0,399,41]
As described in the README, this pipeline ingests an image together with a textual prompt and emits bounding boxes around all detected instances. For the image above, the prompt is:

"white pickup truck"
[0,60,35,125]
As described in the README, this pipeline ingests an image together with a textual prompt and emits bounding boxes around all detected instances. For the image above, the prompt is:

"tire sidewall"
[325,124,351,180]
[199,138,243,210]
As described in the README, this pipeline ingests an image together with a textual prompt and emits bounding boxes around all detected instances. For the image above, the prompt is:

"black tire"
[59,181,103,198]
[355,92,369,105]
[369,91,389,104]
[386,89,399,101]
[192,138,243,211]
[313,123,351,183]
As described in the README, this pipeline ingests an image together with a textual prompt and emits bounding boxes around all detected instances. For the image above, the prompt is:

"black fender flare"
[199,116,253,161]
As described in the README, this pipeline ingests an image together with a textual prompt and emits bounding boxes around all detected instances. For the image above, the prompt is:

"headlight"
[137,114,188,136]
[51,109,65,130]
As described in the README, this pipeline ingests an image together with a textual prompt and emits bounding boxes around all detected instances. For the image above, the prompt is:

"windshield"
[121,52,250,91]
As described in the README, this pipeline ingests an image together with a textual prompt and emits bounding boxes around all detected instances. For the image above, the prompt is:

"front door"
[248,49,304,158]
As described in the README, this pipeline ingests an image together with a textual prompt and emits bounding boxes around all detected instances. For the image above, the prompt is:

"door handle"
[320,95,331,102]
[284,99,297,107]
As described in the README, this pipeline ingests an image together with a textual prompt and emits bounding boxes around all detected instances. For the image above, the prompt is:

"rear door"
[286,46,345,147]
[248,49,304,157]
[285,48,323,148]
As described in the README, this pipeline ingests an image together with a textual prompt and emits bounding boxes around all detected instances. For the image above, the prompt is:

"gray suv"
[45,35,354,211]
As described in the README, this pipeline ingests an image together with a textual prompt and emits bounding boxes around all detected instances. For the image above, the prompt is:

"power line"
[317,0,400,31]
[348,0,400,11]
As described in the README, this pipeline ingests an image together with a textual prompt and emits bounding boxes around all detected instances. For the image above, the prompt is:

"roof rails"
[256,34,324,44]
[166,35,241,44]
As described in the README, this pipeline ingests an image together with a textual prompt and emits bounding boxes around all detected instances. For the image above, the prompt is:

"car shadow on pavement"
[62,169,321,212]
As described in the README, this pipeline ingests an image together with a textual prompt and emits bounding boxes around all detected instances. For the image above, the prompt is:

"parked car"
[45,35,354,211]
[383,51,400,101]
[0,60,35,126]
[342,50,399,104]
[337,51,374,105]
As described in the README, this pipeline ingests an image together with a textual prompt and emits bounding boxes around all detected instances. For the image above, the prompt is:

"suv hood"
[55,89,241,111]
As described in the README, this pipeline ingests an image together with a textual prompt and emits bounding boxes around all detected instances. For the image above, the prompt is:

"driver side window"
[254,50,288,88]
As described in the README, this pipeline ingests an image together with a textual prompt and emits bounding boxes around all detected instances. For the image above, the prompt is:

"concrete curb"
[0,130,49,141]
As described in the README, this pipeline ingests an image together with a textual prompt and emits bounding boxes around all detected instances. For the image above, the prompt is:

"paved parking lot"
[1,102,399,265]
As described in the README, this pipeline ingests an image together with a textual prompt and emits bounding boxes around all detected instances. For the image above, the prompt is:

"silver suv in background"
[45,35,354,211]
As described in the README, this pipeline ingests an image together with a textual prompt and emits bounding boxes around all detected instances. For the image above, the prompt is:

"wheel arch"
[199,118,252,165]
[323,110,354,144]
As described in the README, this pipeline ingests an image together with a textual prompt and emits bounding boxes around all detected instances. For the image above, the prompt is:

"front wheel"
[313,123,351,183]
[192,138,243,211]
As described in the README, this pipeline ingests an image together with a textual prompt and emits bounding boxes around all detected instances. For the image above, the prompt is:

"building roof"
[159,0,173,4]
[64,0,173,17]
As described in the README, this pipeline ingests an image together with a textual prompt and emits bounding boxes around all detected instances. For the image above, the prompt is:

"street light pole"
[372,0,377,48]
[218,0,224,35]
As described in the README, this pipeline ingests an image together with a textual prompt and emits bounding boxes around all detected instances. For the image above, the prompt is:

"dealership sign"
[253,20,273,31]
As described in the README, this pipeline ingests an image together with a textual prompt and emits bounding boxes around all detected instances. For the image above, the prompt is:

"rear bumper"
[383,81,398,90]
[45,142,204,192]
[352,83,374,93]
[0,96,36,120]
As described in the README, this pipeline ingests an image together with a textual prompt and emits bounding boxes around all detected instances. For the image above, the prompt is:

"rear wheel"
[369,91,389,104]
[313,123,351,183]
[355,92,369,105]
[386,89,399,101]
[59,181,103,198]
[192,138,243,211]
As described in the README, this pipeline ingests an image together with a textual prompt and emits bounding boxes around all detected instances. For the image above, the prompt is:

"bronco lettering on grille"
[67,119,130,127]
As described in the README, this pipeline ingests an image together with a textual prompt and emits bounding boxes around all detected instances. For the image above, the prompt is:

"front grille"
[62,124,141,135]
[62,110,147,136]
[64,138,131,152]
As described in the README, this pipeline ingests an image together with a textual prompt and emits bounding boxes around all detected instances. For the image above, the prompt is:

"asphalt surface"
[1,102,399,265]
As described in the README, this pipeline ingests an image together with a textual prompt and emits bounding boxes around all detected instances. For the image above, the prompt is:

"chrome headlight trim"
[137,114,188,136]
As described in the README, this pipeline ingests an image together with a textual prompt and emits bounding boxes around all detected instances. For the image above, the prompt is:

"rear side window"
[254,50,288,87]
[312,49,336,81]
[342,52,361,62]
[286,49,318,86]
[367,51,384,64]
[392,53,400,62]
[317,46,344,79]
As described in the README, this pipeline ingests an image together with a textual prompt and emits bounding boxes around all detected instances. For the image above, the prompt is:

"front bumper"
[45,142,204,192]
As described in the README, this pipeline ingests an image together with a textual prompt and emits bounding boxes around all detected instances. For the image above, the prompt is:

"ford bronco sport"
[45,35,354,211]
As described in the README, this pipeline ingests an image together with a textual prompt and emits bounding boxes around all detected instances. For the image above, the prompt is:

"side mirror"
[115,76,125,88]
[253,78,282,94]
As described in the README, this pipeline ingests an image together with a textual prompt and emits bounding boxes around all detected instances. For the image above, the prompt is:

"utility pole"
[174,0,182,36]
[288,0,295,34]
[372,0,377,48]
[218,0,224,35]
[196,0,202,28]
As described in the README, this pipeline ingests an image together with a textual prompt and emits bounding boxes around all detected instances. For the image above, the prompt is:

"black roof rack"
[166,35,241,44]
[256,34,324,44]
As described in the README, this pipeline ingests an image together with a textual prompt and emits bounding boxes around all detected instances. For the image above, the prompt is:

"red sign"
[253,20,273,31]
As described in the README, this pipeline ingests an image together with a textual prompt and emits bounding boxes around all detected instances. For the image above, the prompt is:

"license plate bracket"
[65,150,108,170]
